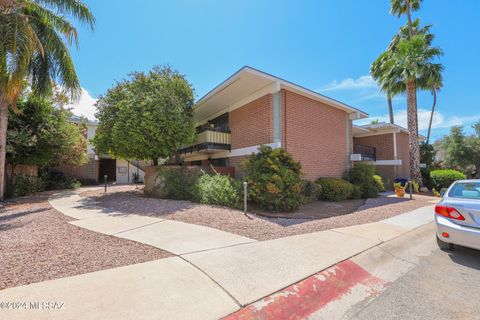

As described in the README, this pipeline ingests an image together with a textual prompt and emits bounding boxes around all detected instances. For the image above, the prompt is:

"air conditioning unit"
[350,154,362,161]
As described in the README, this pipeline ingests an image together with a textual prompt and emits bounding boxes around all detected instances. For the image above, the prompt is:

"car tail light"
[435,205,465,221]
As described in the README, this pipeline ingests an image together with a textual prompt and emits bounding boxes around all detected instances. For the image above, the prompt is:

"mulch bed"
[80,186,436,241]
[0,192,172,290]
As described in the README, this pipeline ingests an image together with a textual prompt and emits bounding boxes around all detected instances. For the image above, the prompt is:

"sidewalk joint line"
[112,219,168,235]
[179,240,258,256]
[178,255,243,307]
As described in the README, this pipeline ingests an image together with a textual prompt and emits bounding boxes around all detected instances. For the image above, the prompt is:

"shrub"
[373,174,385,192]
[243,145,303,212]
[347,163,379,198]
[430,169,466,190]
[156,167,200,200]
[351,185,362,200]
[193,173,241,208]
[301,180,321,204]
[316,178,355,202]
[13,174,45,196]
[420,167,431,189]
[44,172,81,190]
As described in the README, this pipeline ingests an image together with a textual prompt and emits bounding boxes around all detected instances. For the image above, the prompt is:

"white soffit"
[194,66,369,122]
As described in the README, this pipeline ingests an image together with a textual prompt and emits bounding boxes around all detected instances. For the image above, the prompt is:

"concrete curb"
[222,223,437,320]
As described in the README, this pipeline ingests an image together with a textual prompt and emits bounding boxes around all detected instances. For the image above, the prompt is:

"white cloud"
[66,88,98,121]
[358,109,480,131]
[319,75,377,92]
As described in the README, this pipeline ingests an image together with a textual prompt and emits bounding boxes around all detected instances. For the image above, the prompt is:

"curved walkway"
[48,189,256,255]
[0,189,436,320]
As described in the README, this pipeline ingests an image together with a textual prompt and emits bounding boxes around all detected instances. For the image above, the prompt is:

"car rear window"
[448,182,480,200]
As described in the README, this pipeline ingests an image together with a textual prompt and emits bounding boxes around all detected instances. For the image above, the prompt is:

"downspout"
[283,89,287,150]
[393,131,398,178]
[346,114,351,168]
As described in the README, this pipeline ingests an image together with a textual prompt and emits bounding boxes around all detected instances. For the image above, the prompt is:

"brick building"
[179,66,418,181]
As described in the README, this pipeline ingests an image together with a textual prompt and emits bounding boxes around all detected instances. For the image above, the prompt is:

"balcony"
[178,128,231,155]
[351,144,377,161]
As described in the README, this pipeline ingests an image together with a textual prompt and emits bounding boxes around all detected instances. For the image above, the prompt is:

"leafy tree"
[419,142,435,166]
[6,96,87,167]
[439,124,480,177]
[0,0,94,199]
[93,66,196,165]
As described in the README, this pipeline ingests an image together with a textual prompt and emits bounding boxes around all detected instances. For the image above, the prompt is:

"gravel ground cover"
[0,192,171,290]
[79,185,436,241]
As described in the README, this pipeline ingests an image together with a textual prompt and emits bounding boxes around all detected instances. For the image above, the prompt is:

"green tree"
[7,96,87,166]
[0,0,94,199]
[93,66,196,165]
[439,124,480,177]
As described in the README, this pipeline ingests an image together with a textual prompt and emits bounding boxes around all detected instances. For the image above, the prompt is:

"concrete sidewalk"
[49,190,256,255]
[1,191,436,319]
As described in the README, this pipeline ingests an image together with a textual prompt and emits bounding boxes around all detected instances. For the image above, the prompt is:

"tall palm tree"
[418,63,443,144]
[390,0,423,38]
[371,50,405,124]
[0,0,94,199]
[385,34,443,183]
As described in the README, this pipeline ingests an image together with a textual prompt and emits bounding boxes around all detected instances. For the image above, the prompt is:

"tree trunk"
[152,158,158,166]
[406,0,414,38]
[0,100,8,200]
[426,89,437,144]
[406,80,421,184]
[388,95,394,124]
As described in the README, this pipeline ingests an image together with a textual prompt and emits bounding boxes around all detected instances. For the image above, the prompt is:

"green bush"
[13,174,45,196]
[44,173,81,190]
[420,167,431,189]
[351,185,362,199]
[373,175,385,192]
[301,180,321,204]
[193,173,241,208]
[243,145,303,212]
[347,163,380,198]
[316,178,355,202]
[430,169,466,190]
[157,167,200,200]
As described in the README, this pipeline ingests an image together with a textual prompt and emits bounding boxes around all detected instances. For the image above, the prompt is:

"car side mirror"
[440,189,446,197]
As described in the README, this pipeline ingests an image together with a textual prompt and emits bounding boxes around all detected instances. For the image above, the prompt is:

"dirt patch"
[80,185,436,241]
[253,199,365,219]
[0,192,171,290]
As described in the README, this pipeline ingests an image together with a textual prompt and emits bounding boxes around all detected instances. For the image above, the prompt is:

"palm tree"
[390,0,423,38]
[420,64,443,144]
[371,50,405,124]
[0,0,94,199]
[385,34,443,183]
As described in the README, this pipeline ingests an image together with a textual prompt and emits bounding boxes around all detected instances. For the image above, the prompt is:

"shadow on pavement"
[448,246,480,271]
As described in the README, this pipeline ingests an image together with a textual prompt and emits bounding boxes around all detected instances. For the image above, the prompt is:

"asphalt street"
[347,244,480,320]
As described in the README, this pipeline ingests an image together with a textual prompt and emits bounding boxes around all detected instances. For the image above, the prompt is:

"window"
[190,160,202,166]
[448,182,480,200]
[210,158,228,167]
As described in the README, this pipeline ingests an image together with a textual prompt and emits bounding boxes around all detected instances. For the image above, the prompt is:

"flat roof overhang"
[194,66,369,123]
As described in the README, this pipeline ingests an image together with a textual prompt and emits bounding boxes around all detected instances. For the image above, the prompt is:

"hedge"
[430,169,466,190]
[316,178,355,202]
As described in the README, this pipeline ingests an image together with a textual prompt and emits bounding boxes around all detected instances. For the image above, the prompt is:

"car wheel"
[437,236,454,251]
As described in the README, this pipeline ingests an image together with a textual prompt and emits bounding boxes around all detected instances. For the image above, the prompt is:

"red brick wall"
[229,156,247,177]
[229,94,273,149]
[353,132,411,181]
[396,132,410,178]
[282,90,349,180]
[353,134,394,180]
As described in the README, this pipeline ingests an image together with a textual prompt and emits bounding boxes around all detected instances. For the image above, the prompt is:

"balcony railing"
[353,144,377,161]
[178,128,231,155]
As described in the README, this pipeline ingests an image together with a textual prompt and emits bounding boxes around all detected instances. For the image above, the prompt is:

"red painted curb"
[223,260,384,320]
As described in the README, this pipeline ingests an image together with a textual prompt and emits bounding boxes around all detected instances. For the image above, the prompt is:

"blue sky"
[69,0,480,141]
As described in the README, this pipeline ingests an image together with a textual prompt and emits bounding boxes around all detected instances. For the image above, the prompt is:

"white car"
[435,180,480,251]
